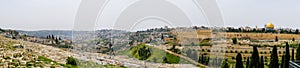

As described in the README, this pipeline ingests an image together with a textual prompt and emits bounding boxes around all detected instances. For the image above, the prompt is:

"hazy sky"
[0,0,300,31]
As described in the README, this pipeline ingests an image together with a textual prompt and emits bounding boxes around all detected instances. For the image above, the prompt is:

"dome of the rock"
[266,23,274,29]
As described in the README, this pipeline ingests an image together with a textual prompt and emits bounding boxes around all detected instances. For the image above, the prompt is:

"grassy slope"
[117,45,191,64]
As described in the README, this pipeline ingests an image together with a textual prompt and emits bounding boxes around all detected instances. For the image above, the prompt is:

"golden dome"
[266,23,274,29]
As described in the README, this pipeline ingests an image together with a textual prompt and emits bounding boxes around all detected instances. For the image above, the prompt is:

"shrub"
[66,57,77,66]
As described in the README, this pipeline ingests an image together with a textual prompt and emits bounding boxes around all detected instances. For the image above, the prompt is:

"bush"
[66,57,77,66]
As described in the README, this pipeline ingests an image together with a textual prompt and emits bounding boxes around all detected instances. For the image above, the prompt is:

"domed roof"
[266,23,274,29]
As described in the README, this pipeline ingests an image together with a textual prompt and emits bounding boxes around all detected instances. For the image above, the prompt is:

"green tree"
[130,44,151,60]
[260,56,264,68]
[285,42,290,68]
[246,57,250,68]
[250,46,259,68]
[198,54,203,63]
[235,53,243,68]
[269,46,279,68]
[46,35,49,39]
[232,37,237,44]
[129,40,135,46]
[275,36,278,42]
[292,49,295,61]
[55,37,59,45]
[296,29,299,34]
[138,45,151,60]
[51,35,54,40]
[297,44,300,60]
[292,37,295,41]
[281,55,285,68]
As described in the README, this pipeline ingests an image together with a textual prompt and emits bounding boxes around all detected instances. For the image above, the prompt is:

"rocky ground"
[0,36,67,67]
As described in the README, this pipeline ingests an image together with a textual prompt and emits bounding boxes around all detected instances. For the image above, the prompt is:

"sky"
[0,0,300,31]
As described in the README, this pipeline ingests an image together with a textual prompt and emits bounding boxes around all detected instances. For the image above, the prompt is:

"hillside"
[0,35,72,67]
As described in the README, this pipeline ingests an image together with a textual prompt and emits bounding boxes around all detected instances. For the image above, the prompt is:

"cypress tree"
[285,42,290,68]
[260,56,264,68]
[281,55,285,68]
[51,35,54,40]
[250,46,259,68]
[297,44,300,60]
[269,46,279,68]
[46,35,49,39]
[55,37,59,44]
[296,29,299,34]
[292,49,295,61]
[236,53,243,68]
[206,57,210,65]
[246,57,250,68]
[292,37,295,41]
[232,37,237,44]
[275,36,279,42]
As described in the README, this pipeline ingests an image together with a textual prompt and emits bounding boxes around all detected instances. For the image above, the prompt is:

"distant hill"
[16,30,129,40]
[17,30,72,39]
